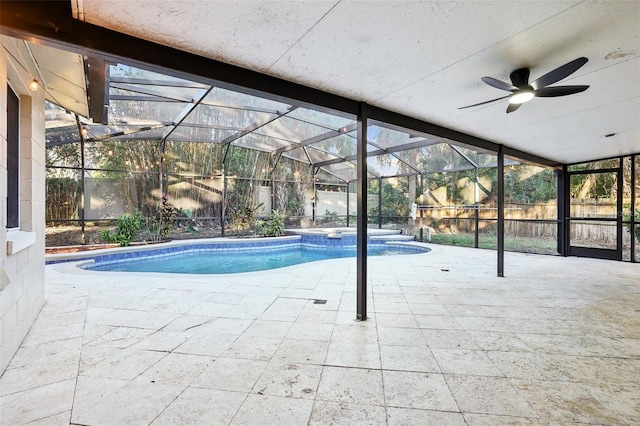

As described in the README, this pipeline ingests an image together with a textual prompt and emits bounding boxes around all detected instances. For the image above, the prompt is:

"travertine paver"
[1,244,639,425]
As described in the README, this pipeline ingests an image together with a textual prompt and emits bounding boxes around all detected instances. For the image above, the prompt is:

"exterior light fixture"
[509,90,534,105]
[29,79,39,92]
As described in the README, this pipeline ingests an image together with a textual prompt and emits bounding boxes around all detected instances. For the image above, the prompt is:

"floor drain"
[440,268,449,272]
[313,299,327,304]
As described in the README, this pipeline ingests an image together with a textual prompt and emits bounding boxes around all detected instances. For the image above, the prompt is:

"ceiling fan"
[459,57,589,113]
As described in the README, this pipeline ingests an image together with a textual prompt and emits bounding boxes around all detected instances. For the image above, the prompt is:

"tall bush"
[46,177,80,220]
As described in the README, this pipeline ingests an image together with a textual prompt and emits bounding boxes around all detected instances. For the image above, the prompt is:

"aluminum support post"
[497,145,504,277]
[356,103,369,321]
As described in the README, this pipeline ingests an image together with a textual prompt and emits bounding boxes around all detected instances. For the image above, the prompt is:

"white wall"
[0,47,46,372]
[306,190,357,218]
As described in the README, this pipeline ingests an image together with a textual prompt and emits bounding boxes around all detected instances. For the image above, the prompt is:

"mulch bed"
[45,244,120,254]
[45,224,226,253]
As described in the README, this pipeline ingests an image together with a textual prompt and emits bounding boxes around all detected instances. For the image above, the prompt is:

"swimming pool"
[86,243,429,274]
[48,231,428,274]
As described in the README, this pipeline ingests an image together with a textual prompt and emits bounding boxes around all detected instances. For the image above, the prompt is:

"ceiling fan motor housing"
[510,68,531,88]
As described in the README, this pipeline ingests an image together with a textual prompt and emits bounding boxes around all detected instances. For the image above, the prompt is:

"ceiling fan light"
[509,90,534,105]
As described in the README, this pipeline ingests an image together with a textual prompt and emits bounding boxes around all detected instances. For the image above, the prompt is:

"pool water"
[87,244,428,274]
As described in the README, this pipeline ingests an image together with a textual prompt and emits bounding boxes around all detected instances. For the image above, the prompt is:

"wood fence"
[416,201,634,245]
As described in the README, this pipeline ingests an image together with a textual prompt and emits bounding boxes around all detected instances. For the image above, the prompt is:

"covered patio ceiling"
[70,0,639,165]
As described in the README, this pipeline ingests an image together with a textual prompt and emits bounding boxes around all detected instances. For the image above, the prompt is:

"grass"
[426,232,558,255]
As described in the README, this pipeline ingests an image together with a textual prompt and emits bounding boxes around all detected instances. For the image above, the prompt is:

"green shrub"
[230,202,264,235]
[623,209,640,244]
[101,211,143,246]
[259,209,286,237]
[323,210,339,224]
[182,209,199,234]
[143,193,182,243]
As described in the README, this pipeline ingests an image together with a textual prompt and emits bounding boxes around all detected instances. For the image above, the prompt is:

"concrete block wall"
[0,47,46,372]
[0,48,7,285]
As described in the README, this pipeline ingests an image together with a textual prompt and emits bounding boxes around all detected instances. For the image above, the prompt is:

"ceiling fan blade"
[458,95,511,109]
[481,77,517,92]
[534,85,589,97]
[531,57,588,89]
[506,102,522,113]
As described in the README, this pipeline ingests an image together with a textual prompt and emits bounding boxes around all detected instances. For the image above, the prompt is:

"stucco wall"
[0,48,46,372]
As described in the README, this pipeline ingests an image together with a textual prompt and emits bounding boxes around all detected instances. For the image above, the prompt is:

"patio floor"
[1,244,639,425]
